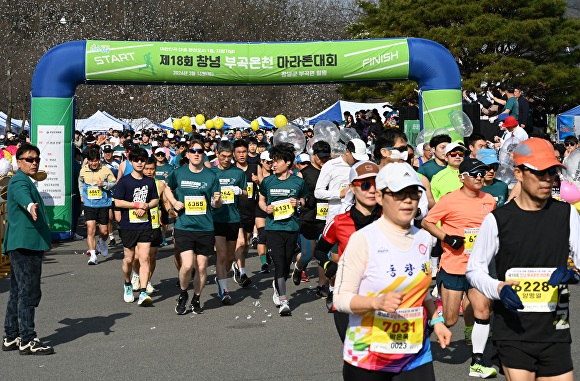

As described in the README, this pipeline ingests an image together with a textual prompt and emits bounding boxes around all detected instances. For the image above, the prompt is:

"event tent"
[307,100,392,125]
[0,112,30,134]
[211,116,251,129]
[76,110,130,132]
[122,117,157,131]
[557,105,580,141]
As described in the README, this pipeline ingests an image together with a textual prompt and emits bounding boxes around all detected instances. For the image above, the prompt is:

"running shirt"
[260,173,308,232]
[79,165,116,208]
[482,179,509,208]
[238,163,259,216]
[417,160,446,182]
[430,166,461,202]
[299,164,325,224]
[155,163,173,181]
[321,211,356,256]
[113,175,158,231]
[102,159,120,178]
[166,165,220,232]
[210,165,247,224]
[342,220,433,373]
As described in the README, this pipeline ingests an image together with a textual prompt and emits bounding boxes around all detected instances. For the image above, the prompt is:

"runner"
[467,138,579,381]
[78,148,116,265]
[164,139,222,315]
[211,140,248,302]
[258,143,308,316]
[431,142,465,202]
[417,134,451,182]
[421,158,497,378]
[255,150,273,273]
[314,160,382,342]
[477,148,509,208]
[334,162,451,380]
[113,147,159,306]
[101,144,121,247]
[154,147,173,246]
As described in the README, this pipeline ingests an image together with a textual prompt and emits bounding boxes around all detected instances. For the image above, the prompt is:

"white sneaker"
[73,233,84,240]
[279,300,291,316]
[87,252,98,265]
[124,284,134,303]
[146,282,156,295]
[137,292,152,306]
[272,280,280,307]
[131,274,140,291]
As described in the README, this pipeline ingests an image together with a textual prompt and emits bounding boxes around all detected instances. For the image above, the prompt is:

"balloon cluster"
[305,120,348,157]
[172,115,193,133]
[272,124,306,155]
[415,110,474,146]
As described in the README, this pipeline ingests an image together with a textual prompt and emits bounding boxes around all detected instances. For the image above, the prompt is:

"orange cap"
[513,138,564,170]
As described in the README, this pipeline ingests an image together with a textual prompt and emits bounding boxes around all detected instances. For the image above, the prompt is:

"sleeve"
[11,177,35,211]
[259,177,268,197]
[299,178,308,199]
[568,205,580,267]
[417,164,427,177]
[321,216,338,245]
[166,170,177,190]
[417,190,429,219]
[112,177,125,200]
[423,196,449,225]
[333,231,370,314]
[314,163,338,201]
[103,168,117,191]
[465,213,502,299]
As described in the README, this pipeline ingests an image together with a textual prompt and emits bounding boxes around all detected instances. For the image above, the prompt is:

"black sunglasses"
[155,152,166,157]
[488,163,500,171]
[352,179,375,191]
[565,142,577,147]
[21,157,41,163]
[462,169,487,178]
[133,157,148,163]
[384,189,422,201]
[189,148,204,154]
[521,166,558,177]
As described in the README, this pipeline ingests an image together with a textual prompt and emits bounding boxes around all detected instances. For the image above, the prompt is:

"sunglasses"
[169,141,177,144]
[488,163,500,171]
[21,157,41,163]
[189,148,204,154]
[565,142,577,147]
[133,157,148,163]
[521,166,558,177]
[384,189,422,201]
[352,179,375,191]
[462,169,487,178]
[447,151,464,158]
[155,152,166,157]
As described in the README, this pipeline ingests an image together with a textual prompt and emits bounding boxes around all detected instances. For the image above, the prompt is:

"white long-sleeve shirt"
[315,155,351,222]
[466,204,580,300]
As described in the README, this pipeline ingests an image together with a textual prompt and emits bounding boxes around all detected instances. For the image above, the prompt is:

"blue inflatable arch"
[31,38,461,238]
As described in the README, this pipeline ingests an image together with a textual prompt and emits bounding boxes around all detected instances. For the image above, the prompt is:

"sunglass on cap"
[462,169,487,178]
[352,179,375,191]
[384,189,422,201]
[21,157,41,163]
[189,148,204,154]
[447,151,464,158]
[521,166,558,177]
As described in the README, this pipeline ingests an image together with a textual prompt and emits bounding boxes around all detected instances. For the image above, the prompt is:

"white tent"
[122,117,158,131]
[211,116,251,129]
[0,112,30,134]
[307,100,392,125]
[76,110,129,132]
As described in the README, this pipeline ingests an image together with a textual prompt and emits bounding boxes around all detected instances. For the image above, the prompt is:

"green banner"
[31,97,74,238]
[85,40,410,84]
[421,89,463,141]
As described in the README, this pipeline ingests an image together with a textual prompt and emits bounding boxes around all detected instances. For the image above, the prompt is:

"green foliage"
[343,0,580,111]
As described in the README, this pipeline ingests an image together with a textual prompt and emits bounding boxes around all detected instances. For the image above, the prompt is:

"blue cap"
[476,148,499,165]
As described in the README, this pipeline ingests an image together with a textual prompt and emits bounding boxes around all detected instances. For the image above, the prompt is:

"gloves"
[232,186,243,196]
[499,285,524,314]
[548,267,580,286]
[443,235,464,250]
[323,261,338,279]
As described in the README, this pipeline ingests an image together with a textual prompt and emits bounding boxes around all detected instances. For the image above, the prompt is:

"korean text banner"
[85,40,410,84]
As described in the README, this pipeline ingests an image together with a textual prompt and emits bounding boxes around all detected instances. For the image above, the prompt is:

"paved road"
[1,233,579,380]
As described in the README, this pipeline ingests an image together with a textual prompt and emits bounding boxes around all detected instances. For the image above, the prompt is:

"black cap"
[102,144,114,152]
[313,141,331,158]
[459,158,489,173]
[123,140,136,149]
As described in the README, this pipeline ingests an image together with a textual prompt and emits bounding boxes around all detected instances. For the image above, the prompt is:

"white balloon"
[450,110,474,137]
[432,128,451,138]
[313,120,340,142]
[273,124,306,155]
[331,142,346,158]
[562,148,580,181]
[0,158,11,177]
[498,136,520,166]
[339,128,360,144]
[306,136,323,156]
[495,164,515,184]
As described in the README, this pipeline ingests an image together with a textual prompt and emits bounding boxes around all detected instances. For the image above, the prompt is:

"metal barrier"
[0,202,9,278]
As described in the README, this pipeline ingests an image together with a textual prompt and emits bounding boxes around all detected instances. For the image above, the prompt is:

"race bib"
[370,307,424,354]
[129,209,149,224]
[339,183,349,193]
[221,186,235,205]
[151,208,160,229]
[463,228,479,255]
[87,186,102,200]
[505,268,558,312]
[184,195,207,215]
[316,202,329,221]
[272,199,294,220]
[246,182,253,198]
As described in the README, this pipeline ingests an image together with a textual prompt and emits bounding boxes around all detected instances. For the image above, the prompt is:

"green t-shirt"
[259,173,308,232]
[504,97,519,120]
[174,152,184,168]
[166,165,220,232]
[210,165,248,223]
[482,179,509,208]
[431,166,461,202]
[417,159,447,182]
[155,163,173,181]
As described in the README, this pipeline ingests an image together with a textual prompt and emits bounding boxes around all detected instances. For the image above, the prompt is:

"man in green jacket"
[2,143,54,355]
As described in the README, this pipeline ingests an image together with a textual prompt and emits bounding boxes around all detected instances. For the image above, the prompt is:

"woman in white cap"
[334,162,451,380]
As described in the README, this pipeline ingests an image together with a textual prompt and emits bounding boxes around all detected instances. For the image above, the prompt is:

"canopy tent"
[211,116,251,130]
[76,110,130,132]
[0,112,30,134]
[307,100,392,125]
[122,117,157,131]
[557,105,580,141]
[256,116,276,129]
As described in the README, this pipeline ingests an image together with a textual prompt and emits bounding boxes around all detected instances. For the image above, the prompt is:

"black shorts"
[151,228,162,248]
[436,267,472,293]
[119,229,155,249]
[214,222,240,241]
[174,229,215,256]
[493,341,573,377]
[84,206,110,225]
[299,221,324,241]
[239,215,255,234]
[343,361,435,381]
[255,204,267,219]
[160,206,169,225]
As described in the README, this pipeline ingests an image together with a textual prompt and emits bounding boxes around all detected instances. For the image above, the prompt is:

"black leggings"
[266,230,299,297]
[343,361,435,381]
[334,311,349,343]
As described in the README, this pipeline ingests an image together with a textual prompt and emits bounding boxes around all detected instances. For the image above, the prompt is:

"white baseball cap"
[444,142,466,155]
[349,160,379,183]
[260,151,271,161]
[154,147,165,155]
[346,138,369,161]
[296,153,311,164]
[375,162,425,191]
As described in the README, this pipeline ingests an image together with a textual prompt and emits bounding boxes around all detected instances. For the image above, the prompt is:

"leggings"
[343,361,435,381]
[266,230,299,297]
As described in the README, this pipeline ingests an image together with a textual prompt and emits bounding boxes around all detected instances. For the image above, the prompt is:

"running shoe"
[326,291,333,312]
[190,295,204,314]
[251,235,258,248]
[260,263,269,274]
[316,285,329,298]
[279,299,291,316]
[272,280,280,307]
[123,284,134,303]
[73,233,84,240]
[2,336,20,351]
[88,252,98,265]
[146,282,156,295]
[131,273,140,291]
[240,274,252,288]
[465,326,473,346]
[138,292,152,306]
[108,237,117,247]
[175,292,189,315]
[469,359,497,378]
[160,237,168,247]
[19,338,54,355]
[301,270,309,283]
[232,262,241,284]
[98,238,109,257]
[291,263,302,286]
[216,277,232,304]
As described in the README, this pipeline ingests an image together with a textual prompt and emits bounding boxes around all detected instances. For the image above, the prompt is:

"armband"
[429,315,445,327]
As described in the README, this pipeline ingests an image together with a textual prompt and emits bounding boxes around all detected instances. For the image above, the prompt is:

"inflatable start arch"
[31,38,462,239]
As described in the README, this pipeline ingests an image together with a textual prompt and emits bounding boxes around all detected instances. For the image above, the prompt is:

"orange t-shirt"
[424,188,496,275]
